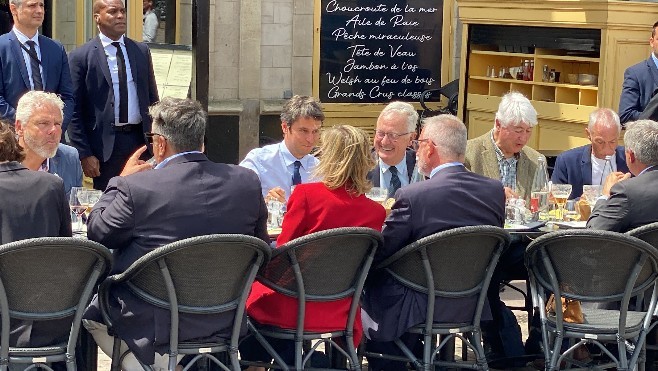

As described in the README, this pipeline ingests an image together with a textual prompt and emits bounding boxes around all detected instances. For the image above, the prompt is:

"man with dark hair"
[240,94,325,202]
[68,0,159,191]
[142,0,158,42]
[0,0,74,133]
[82,97,269,371]
[619,21,658,124]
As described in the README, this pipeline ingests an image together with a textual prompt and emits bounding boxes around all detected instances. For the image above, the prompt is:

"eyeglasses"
[144,132,167,143]
[375,130,411,141]
[411,138,434,151]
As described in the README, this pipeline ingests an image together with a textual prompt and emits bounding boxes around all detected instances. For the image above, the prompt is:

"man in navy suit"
[367,101,418,197]
[362,114,505,370]
[0,0,74,133]
[83,97,269,370]
[68,0,159,191]
[619,21,658,124]
[14,91,82,199]
[551,108,629,199]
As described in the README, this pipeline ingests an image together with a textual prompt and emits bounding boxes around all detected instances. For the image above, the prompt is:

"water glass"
[564,200,581,222]
[581,185,602,208]
[267,200,284,229]
[69,187,87,234]
[366,187,388,203]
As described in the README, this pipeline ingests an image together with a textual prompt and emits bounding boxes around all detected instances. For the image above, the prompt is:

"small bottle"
[542,65,550,82]
[530,157,550,220]
[523,60,530,81]
[529,60,535,81]
[600,155,613,185]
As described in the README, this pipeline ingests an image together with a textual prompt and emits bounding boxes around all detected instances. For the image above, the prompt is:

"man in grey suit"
[362,114,505,370]
[587,119,658,232]
[367,101,417,197]
[14,91,82,198]
[82,97,269,370]
[619,21,658,125]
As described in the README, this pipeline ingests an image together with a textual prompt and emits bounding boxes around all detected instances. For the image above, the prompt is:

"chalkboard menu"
[319,0,443,103]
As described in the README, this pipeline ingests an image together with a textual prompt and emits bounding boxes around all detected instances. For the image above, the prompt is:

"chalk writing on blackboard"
[319,0,443,103]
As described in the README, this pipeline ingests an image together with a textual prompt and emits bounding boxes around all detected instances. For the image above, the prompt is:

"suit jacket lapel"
[480,136,501,180]
[37,35,48,88]
[516,152,530,200]
[124,39,140,86]
[8,33,30,89]
[615,147,628,173]
[581,145,592,185]
[647,57,658,93]
[93,37,112,86]
[405,150,415,181]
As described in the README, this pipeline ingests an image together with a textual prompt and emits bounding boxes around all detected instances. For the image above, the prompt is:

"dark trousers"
[365,333,423,371]
[482,236,528,357]
[94,130,147,191]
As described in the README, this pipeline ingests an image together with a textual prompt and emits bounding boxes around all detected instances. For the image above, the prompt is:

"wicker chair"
[245,227,383,371]
[526,229,658,371]
[98,234,271,371]
[364,225,510,371]
[0,237,112,371]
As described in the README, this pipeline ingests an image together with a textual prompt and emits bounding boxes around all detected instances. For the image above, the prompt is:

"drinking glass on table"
[267,200,284,230]
[581,185,602,208]
[564,200,581,221]
[551,184,572,221]
[366,187,388,204]
[69,187,87,233]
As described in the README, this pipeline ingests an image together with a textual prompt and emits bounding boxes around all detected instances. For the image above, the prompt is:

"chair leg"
[110,336,122,371]
[469,330,489,370]
[295,339,303,370]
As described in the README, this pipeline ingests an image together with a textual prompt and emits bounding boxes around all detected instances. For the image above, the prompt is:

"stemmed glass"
[366,187,388,204]
[69,187,87,233]
[551,184,572,221]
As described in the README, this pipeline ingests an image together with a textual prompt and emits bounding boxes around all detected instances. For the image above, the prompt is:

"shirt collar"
[99,32,125,48]
[37,157,50,172]
[379,156,406,173]
[154,151,203,170]
[639,165,657,177]
[279,141,313,169]
[429,162,463,178]
[13,27,39,45]
[490,130,519,161]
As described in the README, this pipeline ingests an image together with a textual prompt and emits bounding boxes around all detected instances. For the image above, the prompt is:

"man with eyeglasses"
[0,0,74,133]
[83,97,269,371]
[362,114,505,370]
[240,95,325,202]
[367,101,417,198]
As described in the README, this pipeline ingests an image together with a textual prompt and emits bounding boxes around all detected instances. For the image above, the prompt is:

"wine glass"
[551,184,572,221]
[85,190,102,212]
[69,187,87,233]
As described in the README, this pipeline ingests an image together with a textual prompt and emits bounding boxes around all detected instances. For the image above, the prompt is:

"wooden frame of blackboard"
[312,0,456,124]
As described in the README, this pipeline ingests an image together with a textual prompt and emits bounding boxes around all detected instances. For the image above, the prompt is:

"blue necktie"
[25,41,42,90]
[292,160,302,185]
[389,165,401,198]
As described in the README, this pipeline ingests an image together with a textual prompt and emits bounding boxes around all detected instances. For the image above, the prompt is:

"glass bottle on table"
[530,157,550,221]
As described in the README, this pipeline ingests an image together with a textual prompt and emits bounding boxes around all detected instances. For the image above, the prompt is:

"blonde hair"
[314,125,375,196]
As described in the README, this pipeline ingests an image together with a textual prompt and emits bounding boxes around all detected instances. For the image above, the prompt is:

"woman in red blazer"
[244,125,386,367]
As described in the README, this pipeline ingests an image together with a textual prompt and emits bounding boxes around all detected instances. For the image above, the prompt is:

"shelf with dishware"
[467,46,600,107]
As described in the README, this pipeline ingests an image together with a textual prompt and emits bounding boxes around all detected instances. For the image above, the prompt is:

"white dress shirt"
[377,156,409,190]
[591,154,617,186]
[12,27,42,90]
[239,141,319,199]
[99,32,141,126]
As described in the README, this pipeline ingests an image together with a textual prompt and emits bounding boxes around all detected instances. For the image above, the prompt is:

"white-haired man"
[367,101,418,198]
[465,91,545,202]
[552,108,629,199]
[15,91,82,198]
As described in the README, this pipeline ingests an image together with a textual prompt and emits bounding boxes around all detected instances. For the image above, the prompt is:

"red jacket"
[247,182,386,345]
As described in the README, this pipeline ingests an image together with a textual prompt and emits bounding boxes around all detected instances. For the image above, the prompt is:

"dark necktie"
[112,42,129,124]
[292,161,302,185]
[389,165,401,198]
[25,41,42,90]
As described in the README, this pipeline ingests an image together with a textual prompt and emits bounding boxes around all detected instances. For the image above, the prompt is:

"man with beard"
[15,90,82,198]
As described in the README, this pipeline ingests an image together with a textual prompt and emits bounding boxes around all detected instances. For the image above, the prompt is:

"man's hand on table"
[602,171,631,196]
[265,187,286,203]
[120,146,153,176]
[503,186,519,201]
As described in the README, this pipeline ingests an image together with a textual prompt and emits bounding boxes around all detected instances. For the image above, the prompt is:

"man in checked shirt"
[463,91,546,364]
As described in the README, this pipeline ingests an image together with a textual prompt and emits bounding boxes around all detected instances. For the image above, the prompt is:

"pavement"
[95,280,536,370]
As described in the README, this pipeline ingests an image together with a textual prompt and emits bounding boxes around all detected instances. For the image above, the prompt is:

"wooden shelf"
[470,50,535,58]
